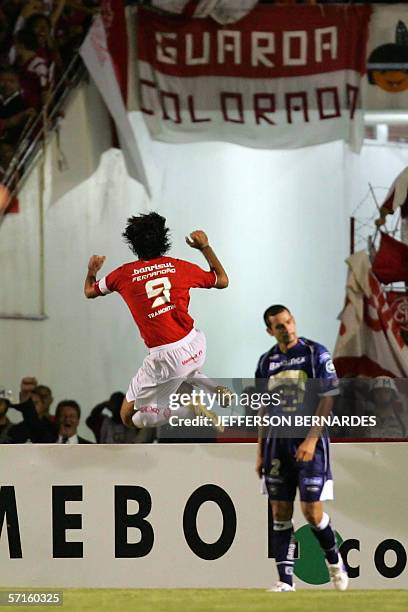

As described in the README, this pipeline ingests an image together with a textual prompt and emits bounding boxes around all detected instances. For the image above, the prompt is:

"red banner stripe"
[137,5,371,79]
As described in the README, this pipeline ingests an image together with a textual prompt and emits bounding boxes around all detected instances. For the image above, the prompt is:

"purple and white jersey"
[256,337,339,502]
[255,337,339,417]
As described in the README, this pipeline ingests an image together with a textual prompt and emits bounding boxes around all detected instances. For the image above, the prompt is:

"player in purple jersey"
[255,305,348,593]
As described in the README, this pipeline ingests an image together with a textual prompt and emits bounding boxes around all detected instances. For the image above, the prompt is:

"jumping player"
[255,305,348,592]
[84,212,228,429]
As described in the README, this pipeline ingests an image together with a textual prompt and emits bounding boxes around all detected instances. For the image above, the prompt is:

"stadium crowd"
[0,376,157,444]
[0,0,398,194]
[0,0,99,187]
[1,374,407,444]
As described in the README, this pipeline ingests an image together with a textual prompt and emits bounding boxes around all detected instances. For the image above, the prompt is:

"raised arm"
[84,255,106,299]
[186,230,229,289]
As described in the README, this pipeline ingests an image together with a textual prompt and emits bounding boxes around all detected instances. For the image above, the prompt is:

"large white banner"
[136,5,371,151]
[0,443,407,589]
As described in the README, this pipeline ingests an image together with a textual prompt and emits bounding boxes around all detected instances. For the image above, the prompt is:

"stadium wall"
[1,75,408,432]
[1,95,349,426]
[0,442,406,589]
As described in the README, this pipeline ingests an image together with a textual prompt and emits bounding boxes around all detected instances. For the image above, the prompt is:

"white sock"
[314,512,330,531]
[132,407,169,428]
[132,403,194,428]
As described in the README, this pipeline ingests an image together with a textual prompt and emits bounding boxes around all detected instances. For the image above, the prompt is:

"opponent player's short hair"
[263,304,290,328]
[122,212,171,260]
[55,400,81,421]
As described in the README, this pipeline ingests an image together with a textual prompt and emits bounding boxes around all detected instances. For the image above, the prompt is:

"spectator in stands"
[0,397,14,443]
[13,1,51,30]
[2,377,54,443]
[18,376,39,403]
[13,0,65,31]
[0,65,35,143]
[86,391,151,443]
[55,399,93,443]
[55,0,98,65]
[8,385,56,442]
[35,383,54,418]
[13,15,61,110]
[368,376,408,439]
[14,29,49,110]
[8,385,93,443]
[0,0,97,205]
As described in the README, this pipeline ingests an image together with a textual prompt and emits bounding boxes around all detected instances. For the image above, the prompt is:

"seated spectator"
[86,392,154,443]
[0,65,35,143]
[55,399,93,443]
[368,376,408,439]
[0,397,14,443]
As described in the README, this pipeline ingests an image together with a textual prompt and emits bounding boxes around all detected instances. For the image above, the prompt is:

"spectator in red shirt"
[14,28,52,110]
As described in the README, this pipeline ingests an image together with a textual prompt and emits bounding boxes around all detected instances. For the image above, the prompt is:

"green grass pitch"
[2,589,407,612]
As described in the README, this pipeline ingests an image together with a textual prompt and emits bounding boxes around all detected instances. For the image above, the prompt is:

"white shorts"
[126,328,212,420]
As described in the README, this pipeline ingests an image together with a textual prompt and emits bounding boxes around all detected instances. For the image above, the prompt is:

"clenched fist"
[186,231,209,250]
[88,255,106,274]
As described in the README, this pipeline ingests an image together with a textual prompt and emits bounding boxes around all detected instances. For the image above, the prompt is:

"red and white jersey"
[95,256,217,348]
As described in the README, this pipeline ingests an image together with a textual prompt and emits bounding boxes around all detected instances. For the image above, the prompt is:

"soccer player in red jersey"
[84,212,228,429]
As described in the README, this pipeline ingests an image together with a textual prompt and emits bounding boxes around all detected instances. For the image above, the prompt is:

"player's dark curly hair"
[263,304,290,328]
[122,212,171,260]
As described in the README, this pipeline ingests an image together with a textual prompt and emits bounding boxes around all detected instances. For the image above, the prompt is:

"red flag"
[334,251,408,378]
[101,0,128,104]
[372,232,408,284]
[386,291,408,335]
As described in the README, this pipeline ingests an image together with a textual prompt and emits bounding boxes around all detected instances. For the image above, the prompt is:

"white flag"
[80,16,151,197]
[334,251,408,377]
[151,0,259,24]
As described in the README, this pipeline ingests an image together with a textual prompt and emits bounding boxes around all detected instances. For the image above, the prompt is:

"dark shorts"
[263,436,333,502]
